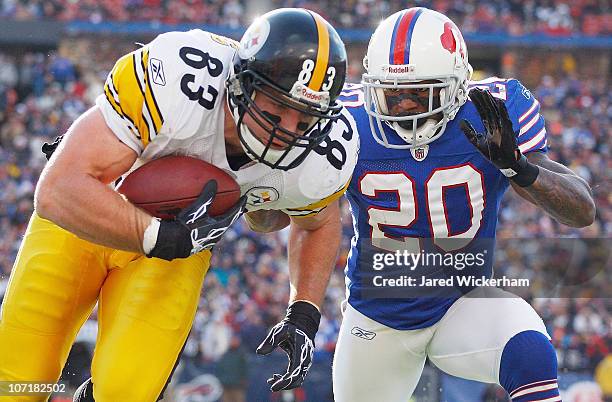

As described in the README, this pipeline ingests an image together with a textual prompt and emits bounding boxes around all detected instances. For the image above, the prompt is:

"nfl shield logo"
[410,145,429,161]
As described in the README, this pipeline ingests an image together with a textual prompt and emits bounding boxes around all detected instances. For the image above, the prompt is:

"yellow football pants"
[0,213,211,401]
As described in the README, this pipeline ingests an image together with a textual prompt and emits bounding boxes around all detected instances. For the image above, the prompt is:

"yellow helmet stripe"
[308,11,330,91]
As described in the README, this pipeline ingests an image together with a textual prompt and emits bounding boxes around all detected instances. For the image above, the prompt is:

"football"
[117,156,241,219]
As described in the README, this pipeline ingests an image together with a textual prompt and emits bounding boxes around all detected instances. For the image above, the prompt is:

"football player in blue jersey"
[331,7,596,402]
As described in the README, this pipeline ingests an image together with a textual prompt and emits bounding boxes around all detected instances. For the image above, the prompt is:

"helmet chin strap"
[391,118,438,145]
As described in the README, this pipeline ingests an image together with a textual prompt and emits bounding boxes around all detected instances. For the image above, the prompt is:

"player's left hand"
[256,301,321,392]
[460,88,539,187]
[42,135,64,160]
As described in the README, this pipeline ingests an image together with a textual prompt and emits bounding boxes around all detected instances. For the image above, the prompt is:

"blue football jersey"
[341,78,548,330]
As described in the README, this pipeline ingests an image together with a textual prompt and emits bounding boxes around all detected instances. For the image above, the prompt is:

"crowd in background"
[0,0,246,27]
[274,0,611,35]
[0,30,610,398]
[0,0,611,35]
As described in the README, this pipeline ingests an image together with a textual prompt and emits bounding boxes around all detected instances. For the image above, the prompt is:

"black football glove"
[256,301,321,392]
[146,180,246,260]
[460,88,539,187]
[42,135,64,160]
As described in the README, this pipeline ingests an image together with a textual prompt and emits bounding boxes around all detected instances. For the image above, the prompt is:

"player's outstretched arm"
[256,200,342,391]
[461,88,595,228]
[510,152,595,227]
[35,106,151,252]
[286,199,342,307]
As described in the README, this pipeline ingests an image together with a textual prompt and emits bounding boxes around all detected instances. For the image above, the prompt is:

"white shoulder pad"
[282,108,359,216]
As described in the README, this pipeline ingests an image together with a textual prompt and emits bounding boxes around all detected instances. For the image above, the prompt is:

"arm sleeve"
[506,79,548,154]
[95,43,165,155]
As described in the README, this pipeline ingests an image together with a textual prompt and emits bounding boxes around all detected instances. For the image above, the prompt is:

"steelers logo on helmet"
[238,17,270,60]
[227,8,347,171]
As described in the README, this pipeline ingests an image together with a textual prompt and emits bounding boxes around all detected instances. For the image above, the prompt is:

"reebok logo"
[150,58,166,86]
[351,326,376,340]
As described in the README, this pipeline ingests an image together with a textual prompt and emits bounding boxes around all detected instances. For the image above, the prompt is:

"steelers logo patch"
[246,186,280,206]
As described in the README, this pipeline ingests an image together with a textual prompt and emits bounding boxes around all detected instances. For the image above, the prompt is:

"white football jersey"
[96,29,358,216]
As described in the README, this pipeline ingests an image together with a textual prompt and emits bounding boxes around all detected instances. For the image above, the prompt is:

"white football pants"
[332,287,549,402]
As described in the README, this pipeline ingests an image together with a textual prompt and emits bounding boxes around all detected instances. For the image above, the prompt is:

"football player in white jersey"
[0,8,358,401]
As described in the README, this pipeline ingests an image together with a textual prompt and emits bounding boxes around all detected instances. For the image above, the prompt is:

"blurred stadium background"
[0,0,610,401]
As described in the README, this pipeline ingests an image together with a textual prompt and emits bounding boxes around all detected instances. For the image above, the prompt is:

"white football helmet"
[362,7,473,149]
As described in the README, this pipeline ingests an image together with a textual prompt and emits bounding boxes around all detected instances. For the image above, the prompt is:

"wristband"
[142,217,161,255]
[146,220,191,260]
[502,153,539,187]
[285,301,321,340]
